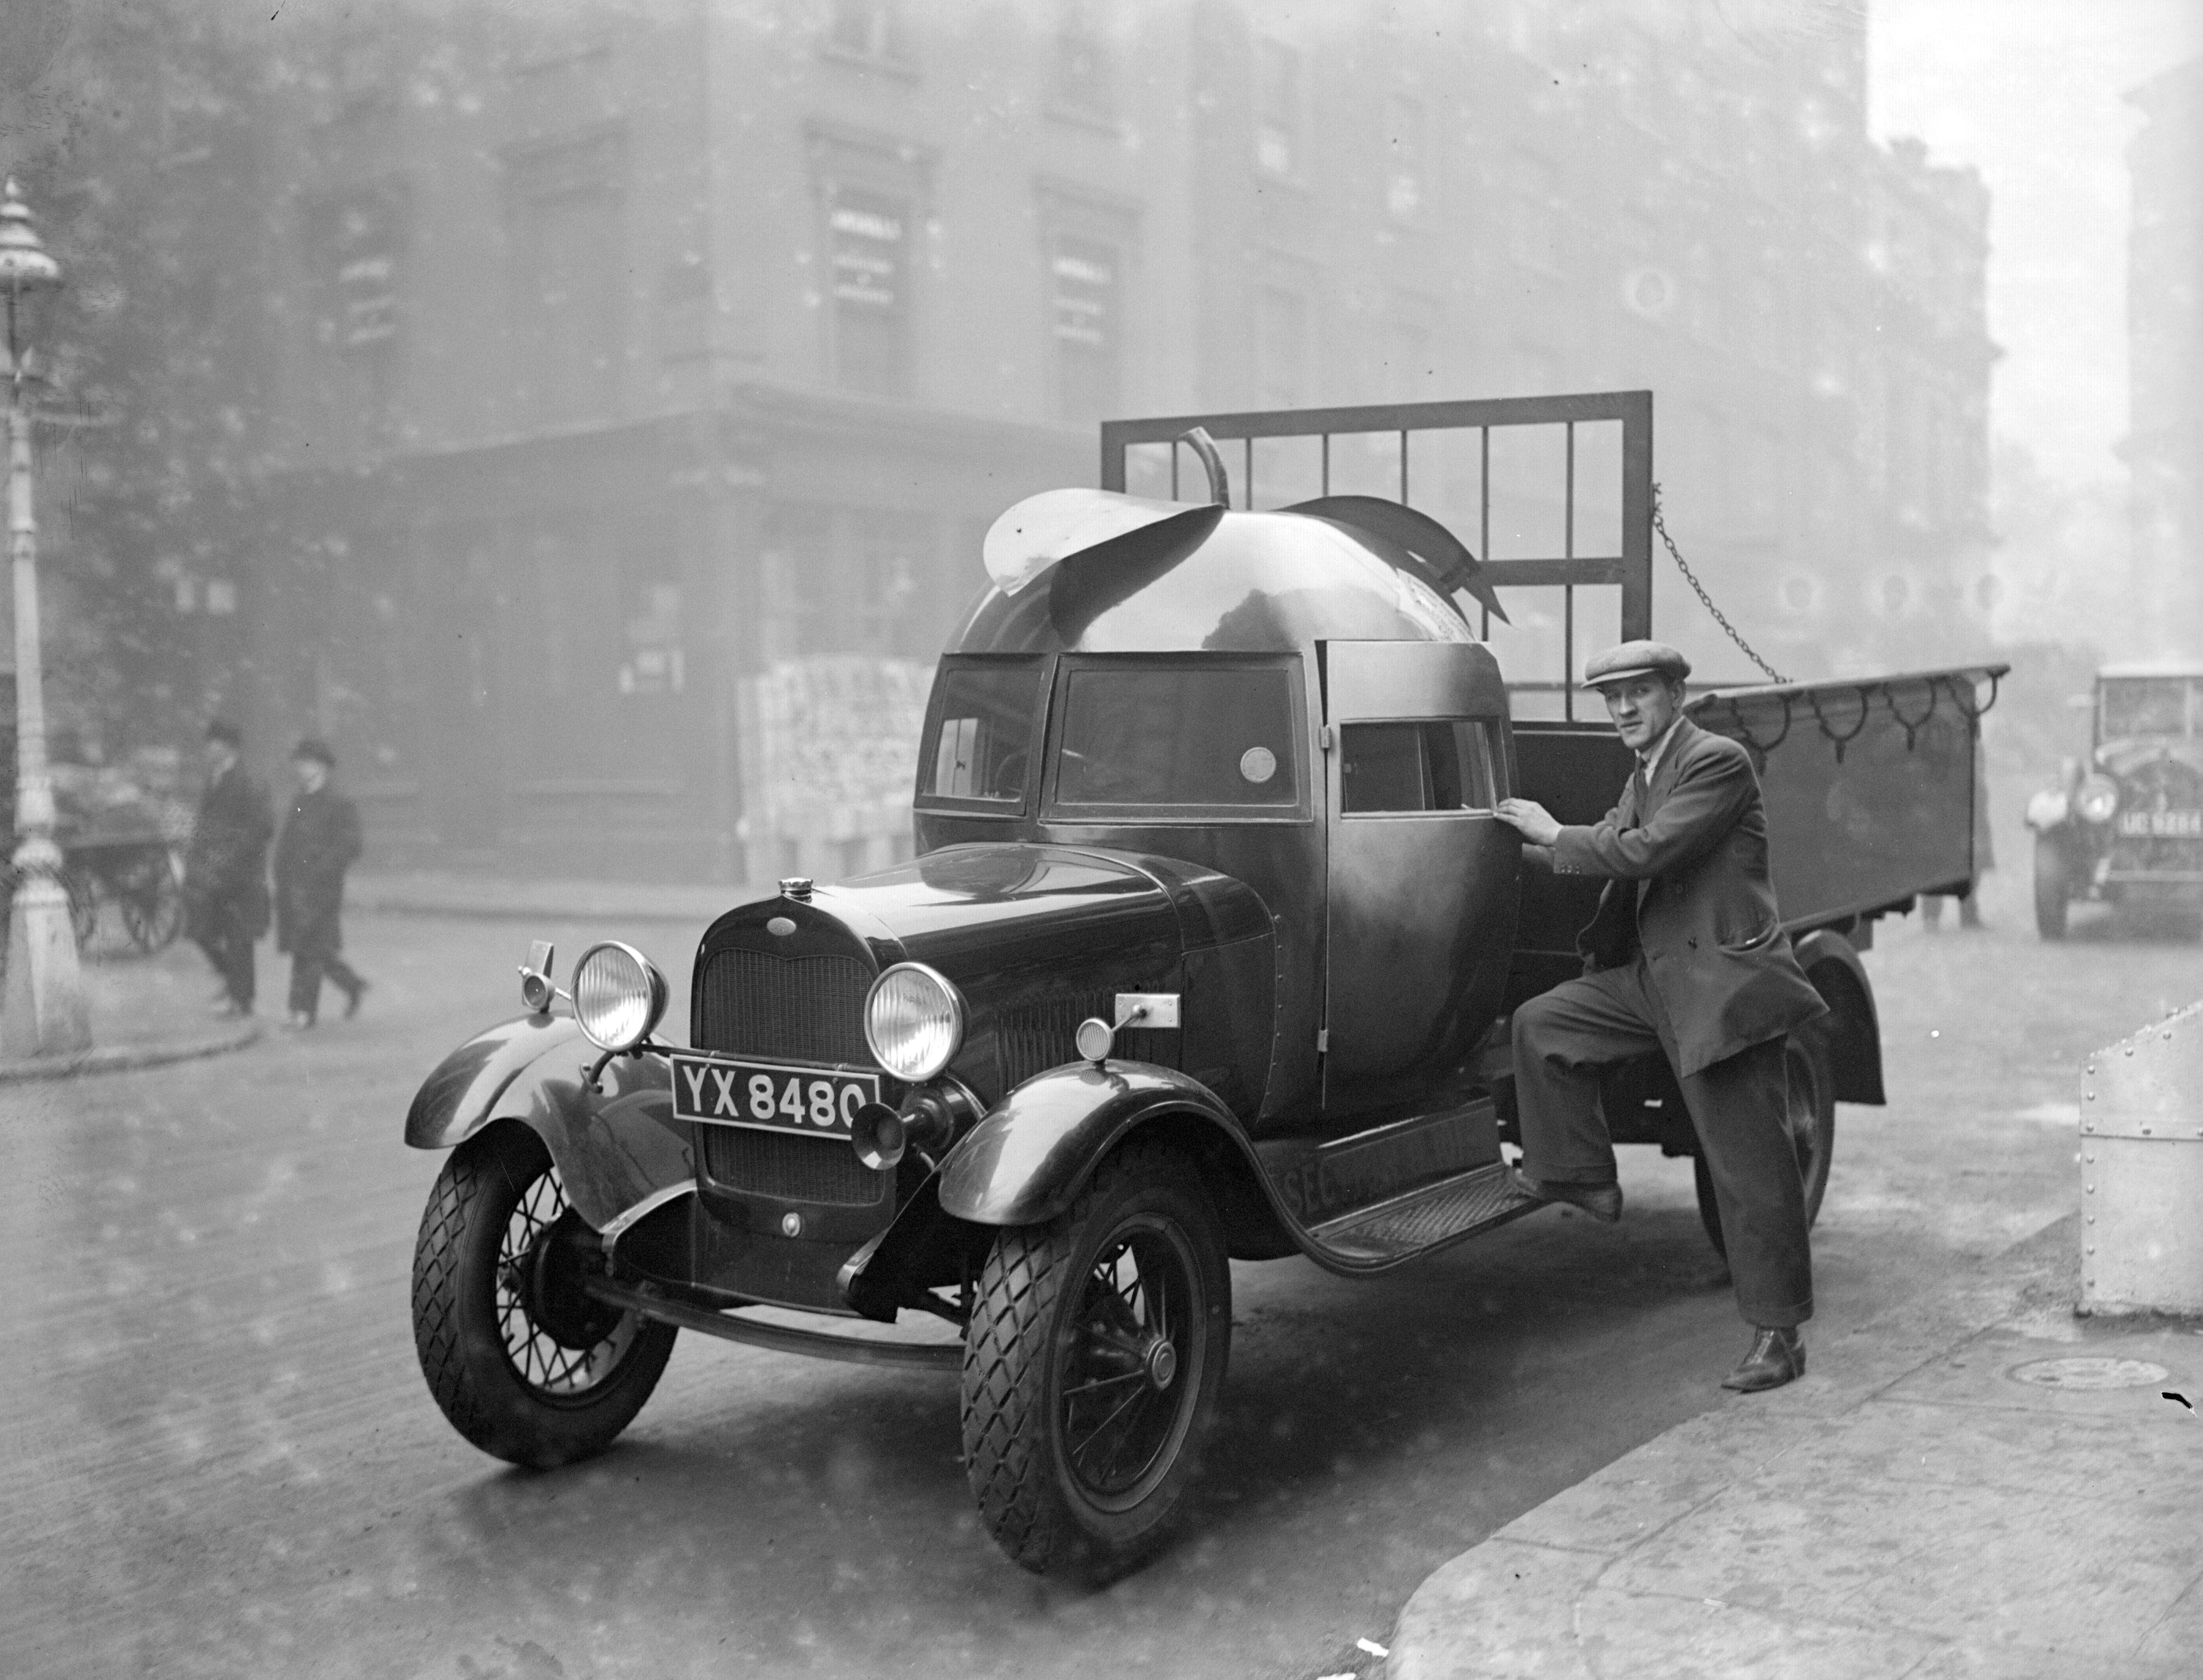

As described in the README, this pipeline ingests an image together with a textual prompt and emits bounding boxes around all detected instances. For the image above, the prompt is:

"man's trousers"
[1511,956,1814,1328]
[190,895,257,1012]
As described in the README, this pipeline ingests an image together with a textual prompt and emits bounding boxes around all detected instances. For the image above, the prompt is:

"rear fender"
[1792,929,1884,1106]
[938,1060,1260,1229]
[404,1015,692,1232]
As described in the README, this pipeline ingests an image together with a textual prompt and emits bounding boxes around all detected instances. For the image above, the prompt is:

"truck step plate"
[1307,1161,1542,1273]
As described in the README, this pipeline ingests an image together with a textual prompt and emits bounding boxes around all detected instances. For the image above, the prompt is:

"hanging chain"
[1650,482,1787,685]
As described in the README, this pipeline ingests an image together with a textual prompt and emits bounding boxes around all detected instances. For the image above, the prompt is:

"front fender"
[1792,929,1884,1106]
[404,1015,692,1233]
[938,1060,1246,1227]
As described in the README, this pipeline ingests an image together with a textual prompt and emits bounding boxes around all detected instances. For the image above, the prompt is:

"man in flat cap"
[1496,639,1826,1392]
[273,737,367,1030]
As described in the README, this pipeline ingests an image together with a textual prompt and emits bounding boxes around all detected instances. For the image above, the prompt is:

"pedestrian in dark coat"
[185,718,273,1017]
[1496,640,1828,1395]
[273,737,367,1029]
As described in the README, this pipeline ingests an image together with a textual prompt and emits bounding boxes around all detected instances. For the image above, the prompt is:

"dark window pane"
[1340,721,1503,814]
[1055,665,1299,810]
[924,661,1043,801]
[2101,680,2195,738]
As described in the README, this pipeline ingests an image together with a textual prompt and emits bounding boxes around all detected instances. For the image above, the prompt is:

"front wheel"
[411,1122,676,1467]
[120,851,185,952]
[1696,1021,1836,1259]
[961,1138,1231,1577]
[2033,832,2069,940]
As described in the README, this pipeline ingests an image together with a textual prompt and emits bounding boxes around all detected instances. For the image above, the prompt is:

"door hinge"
[1316,1028,1329,1052]
[1318,724,1336,752]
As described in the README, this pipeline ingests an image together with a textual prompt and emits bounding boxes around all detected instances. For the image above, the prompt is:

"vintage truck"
[404,392,2000,1575]
[2025,661,2203,938]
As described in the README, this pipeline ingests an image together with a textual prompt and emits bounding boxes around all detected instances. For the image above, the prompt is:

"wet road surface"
[4,885,2194,1680]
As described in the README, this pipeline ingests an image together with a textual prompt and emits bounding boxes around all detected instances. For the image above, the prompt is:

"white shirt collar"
[1637,715,1687,784]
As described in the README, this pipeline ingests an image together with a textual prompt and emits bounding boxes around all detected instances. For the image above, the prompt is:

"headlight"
[2076,774,2120,825]
[864,962,965,1082]
[571,941,669,1052]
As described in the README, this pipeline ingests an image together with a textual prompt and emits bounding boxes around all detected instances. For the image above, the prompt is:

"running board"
[584,1278,962,1372]
[1301,1161,1544,1275]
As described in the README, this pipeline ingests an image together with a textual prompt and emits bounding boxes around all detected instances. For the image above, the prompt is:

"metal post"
[1,183,88,1059]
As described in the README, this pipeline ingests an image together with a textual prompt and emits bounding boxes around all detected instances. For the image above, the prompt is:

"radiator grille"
[698,1123,889,1206]
[698,947,873,1062]
[2109,758,2203,875]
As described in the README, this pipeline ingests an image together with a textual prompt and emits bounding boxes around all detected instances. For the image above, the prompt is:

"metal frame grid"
[1099,390,1654,715]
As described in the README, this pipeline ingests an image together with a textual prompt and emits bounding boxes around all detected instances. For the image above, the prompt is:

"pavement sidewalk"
[0,936,258,1082]
[1385,1211,2203,1679]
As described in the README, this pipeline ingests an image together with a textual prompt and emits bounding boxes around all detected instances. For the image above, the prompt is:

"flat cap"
[1583,639,1690,688]
[291,736,336,768]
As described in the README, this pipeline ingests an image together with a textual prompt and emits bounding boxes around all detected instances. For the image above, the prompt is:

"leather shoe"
[343,977,370,1020]
[1721,1325,1806,1392]
[1505,1164,1622,1223]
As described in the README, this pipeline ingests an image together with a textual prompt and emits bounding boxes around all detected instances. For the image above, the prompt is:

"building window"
[1256,287,1307,406]
[1052,235,1120,421]
[829,185,913,396]
[1384,94,1425,220]
[826,0,910,66]
[506,134,627,425]
[1052,0,1117,122]
[1255,40,1301,177]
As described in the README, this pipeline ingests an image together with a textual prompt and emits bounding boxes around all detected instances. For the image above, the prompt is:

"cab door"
[1320,639,1519,1117]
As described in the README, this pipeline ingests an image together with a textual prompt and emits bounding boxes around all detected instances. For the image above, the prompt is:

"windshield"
[2100,679,2198,739]
[920,659,1044,803]
[1051,661,1302,813]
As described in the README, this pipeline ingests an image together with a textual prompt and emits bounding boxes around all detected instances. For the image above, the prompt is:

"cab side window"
[1340,720,1503,814]
[923,659,1044,803]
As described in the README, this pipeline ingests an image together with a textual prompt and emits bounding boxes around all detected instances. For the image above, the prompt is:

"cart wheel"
[120,854,185,952]
[962,1138,1231,1577]
[62,868,99,950]
[411,1121,676,1468]
[2032,832,2069,941]
[1696,1021,1836,1260]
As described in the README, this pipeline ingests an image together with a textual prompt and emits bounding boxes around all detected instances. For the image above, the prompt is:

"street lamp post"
[1,179,89,1059]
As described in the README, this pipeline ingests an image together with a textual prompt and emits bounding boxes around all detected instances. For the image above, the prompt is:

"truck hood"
[823,843,1270,983]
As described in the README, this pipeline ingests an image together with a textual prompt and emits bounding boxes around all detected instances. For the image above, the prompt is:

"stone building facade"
[79,0,1996,879]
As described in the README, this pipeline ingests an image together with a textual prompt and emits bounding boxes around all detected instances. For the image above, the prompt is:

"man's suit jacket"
[1527,717,1824,1076]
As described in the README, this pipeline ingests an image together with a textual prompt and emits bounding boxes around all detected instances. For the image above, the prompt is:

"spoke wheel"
[962,1138,1230,1577]
[120,853,185,952]
[412,1122,675,1467]
[1696,1022,1836,1260]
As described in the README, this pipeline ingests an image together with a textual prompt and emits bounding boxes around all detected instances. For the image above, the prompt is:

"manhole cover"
[2007,1356,2170,1390]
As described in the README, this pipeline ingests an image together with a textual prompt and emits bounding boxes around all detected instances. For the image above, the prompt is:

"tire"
[961,1138,1232,1577]
[1695,1021,1836,1259]
[2033,832,2069,941]
[411,1121,676,1468]
[120,853,185,953]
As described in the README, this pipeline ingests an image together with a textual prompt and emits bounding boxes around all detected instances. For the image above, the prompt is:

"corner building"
[239,0,1993,880]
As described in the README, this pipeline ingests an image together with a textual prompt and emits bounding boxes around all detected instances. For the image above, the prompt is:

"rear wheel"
[411,1122,676,1467]
[1696,1021,1836,1259]
[2033,832,2069,940]
[962,1138,1231,1577]
[120,851,185,952]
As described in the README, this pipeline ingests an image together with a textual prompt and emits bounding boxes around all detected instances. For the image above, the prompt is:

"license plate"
[669,1052,881,1137]
[2117,810,2203,838]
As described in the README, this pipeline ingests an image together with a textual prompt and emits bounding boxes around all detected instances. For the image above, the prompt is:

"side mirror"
[518,940,561,1015]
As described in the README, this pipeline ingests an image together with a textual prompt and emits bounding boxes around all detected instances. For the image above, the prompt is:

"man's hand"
[1495,797,1561,846]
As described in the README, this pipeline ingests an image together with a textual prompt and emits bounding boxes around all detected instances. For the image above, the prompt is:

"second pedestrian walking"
[273,737,368,1030]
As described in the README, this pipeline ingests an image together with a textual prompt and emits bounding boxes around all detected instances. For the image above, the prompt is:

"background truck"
[2026,661,2203,938]
[402,390,2003,1576]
